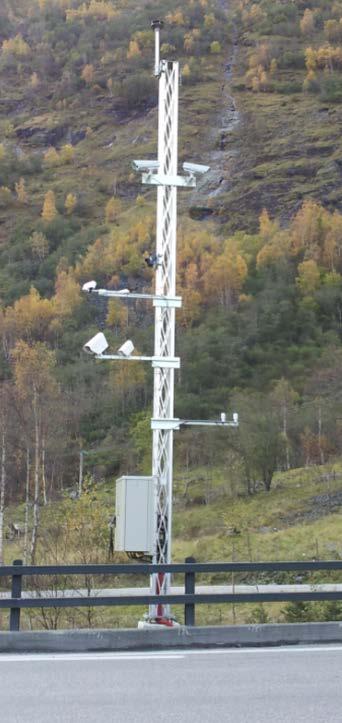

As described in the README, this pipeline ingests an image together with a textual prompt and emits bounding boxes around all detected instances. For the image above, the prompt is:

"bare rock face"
[16,124,86,147]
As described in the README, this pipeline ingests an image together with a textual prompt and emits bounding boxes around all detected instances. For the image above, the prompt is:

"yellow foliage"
[43,147,60,167]
[210,41,222,54]
[5,287,55,343]
[166,9,185,25]
[323,210,342,272]
[65,193,77,215]
[256,241,285,268]
[182,63,191,78]
[54,269,81,316]
[179,262,202,327]
[300,8,315,36]
[160,43,176,56]
[270,58,278,75]
[81,64,94,84]
[324,19,342,43]
[2,34,31,57]
[12,340,57,399]
[106,299,128,331]
[60,144,75,164]
[248,43,270,70]
[291,199,329,258]
[105,196,122,223]
[242,4,265,25]
[41,190,57,222]
[204,13,216,29]
[0,144,5,161]
[184,34,194,53]
[4,122,14,138]
[15,177,28,204]
[66,1,117,21]
[127,40,141,60]
[202,241,248,309]
[305,44,342,72]
[296,259,320,295]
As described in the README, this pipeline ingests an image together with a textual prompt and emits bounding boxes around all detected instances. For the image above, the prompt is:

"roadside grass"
[2,462,342,628]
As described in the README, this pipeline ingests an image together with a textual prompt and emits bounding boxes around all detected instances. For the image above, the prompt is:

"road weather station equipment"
[82,21,238,627]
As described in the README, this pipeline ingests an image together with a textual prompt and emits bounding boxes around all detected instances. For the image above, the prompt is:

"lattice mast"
[150,20,179,622]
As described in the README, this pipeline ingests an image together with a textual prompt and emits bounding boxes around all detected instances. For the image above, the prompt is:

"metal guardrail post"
[9,559,23,632]
[185,557,196,626]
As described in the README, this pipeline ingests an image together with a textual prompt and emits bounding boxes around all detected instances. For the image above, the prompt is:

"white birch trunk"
[24,447,30,565]
[30,386,40,564]
[42,438,47,506]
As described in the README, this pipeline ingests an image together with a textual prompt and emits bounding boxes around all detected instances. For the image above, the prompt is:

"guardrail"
[2,558,342,631]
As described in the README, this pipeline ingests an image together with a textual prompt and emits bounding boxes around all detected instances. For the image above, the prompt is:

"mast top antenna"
[151,19,164,30]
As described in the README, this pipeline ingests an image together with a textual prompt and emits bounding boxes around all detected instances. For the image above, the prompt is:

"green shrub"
[276,81,302,94]
[320,75,342,103]
[279,50,305,69]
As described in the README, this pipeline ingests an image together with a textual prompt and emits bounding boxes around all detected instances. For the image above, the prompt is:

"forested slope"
[0,0,342,565]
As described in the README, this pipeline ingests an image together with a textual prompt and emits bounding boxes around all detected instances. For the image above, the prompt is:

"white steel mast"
[82,22,238,627]
[150,20,179,623]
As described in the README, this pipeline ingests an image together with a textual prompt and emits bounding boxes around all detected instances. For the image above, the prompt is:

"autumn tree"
[43,147,59,168]
[271,379,299,470]
[105,196,122,223]
[203,241,248,309]
[54,268,81,316]
[41,189,57,222]
[106,300,128,334]
[81,64,94,84]
[65,192,77,215]
[60,144,75,164]
[0,383,11,564]
[296,259,320,296]
[12,341,58,562]
[15,177,27,204]
[291,200,328,259]
[300,9,315,36]
[127,40,141,60]
[3,287,55,346]
[30,231,49,261]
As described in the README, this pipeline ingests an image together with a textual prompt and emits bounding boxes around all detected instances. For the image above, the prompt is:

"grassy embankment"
[1,461,342,630]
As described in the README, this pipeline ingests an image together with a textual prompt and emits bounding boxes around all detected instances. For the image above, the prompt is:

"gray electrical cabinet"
[115,475,156,554]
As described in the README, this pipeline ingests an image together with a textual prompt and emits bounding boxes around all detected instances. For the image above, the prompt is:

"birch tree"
[12,341,57,563]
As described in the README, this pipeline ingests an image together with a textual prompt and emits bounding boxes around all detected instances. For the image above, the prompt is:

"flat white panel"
[115,476,155,554]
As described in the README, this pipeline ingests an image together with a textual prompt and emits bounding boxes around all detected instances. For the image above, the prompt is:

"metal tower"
[82,22,238,626]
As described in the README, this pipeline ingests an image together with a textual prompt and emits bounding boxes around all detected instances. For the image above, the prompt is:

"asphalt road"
[1,645,342,722]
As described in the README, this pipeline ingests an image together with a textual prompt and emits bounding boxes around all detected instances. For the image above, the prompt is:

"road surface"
[2,583,342,600]
[1,645,342,722]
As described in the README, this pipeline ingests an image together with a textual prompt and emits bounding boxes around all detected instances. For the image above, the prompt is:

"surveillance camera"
[118,340,134,357]
[82,280,97,293]
[233,412,239,425]
[220,412,226,423]
[183,162,210,176]
[132,160,160,172]
[83,332,108,356]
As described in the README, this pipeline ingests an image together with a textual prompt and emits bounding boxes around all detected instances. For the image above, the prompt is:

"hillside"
[0,0,342,573]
